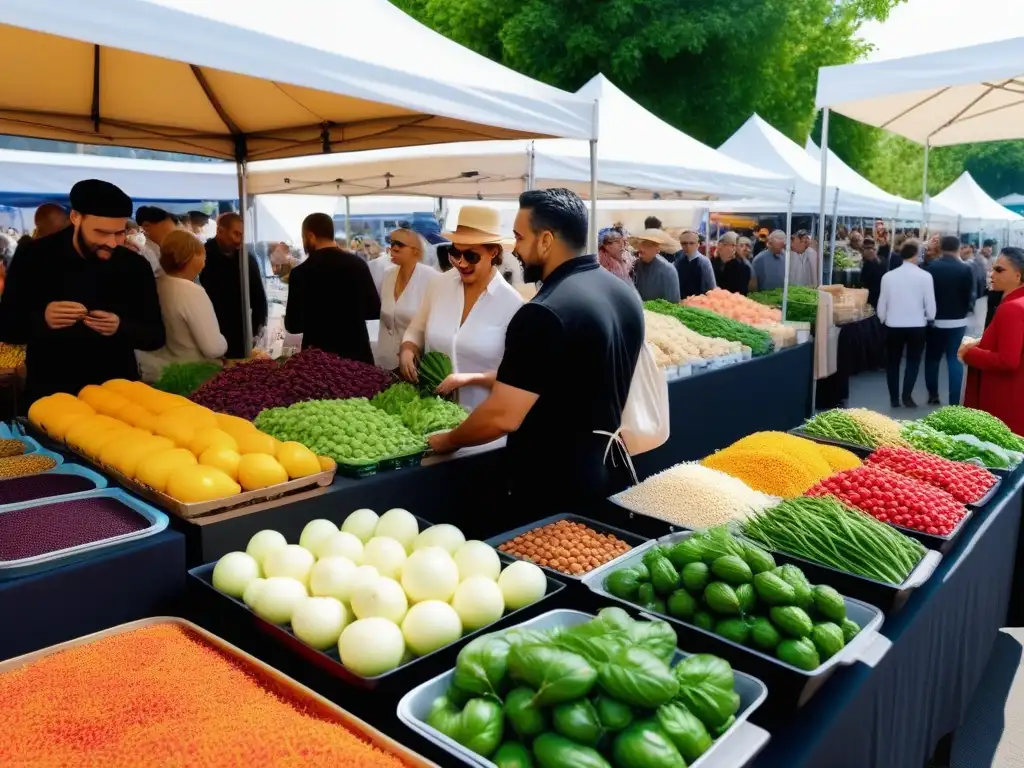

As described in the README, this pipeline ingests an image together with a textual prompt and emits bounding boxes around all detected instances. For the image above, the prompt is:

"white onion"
[245,529,287,567]
[252,577,307,624]
[341,508,379,543]
[362,536,407,579]
[400,547,460,603]
[338,618,405,677]
[308,556,358,601]
[374,508,419,552]
[453,540,502,581]
[350,576,408,624]
[451,575,505,630]
[212,551,261,598]
[291,597,349,650]
[401,601,463,656]
[314,531,365,563]
[413,524,466,554]
[298,519,339,554]
[262,544,315,585]
[242,577,266,609]
[498,561,547,610]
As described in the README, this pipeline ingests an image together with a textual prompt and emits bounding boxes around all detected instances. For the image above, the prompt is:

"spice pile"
[807,466,966,536]
[0,454,56,478]
[800,408,910,449]
[616,463,777,528]
[497,519,632,575]
[0,623,409,766]
[0,438,26,458]
[700,432,834,498]
[865,446,997,505]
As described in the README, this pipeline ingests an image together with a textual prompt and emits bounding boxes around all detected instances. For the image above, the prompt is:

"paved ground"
[844,357,961,418]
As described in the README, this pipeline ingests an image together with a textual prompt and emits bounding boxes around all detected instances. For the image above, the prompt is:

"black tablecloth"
[816,315,886,409]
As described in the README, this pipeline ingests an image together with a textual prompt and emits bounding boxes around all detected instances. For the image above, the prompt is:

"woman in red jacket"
[960,247,1024,434]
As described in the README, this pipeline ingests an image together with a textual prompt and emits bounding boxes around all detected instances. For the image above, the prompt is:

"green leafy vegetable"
[425,695,505,757]
[495,742,535,768]
[612,720,686,768]
[921,406,1024,452]
[418,350,454,394]
[453,635,510,696]
[507,645,598,706]
[505,687,549,739]
[153,361,222,397]
[672,654,741,730]
[532,733,611,768]
[656,702,714,762]
[552,699,604,747]
[596,646,679,708]
[593,693,634,732]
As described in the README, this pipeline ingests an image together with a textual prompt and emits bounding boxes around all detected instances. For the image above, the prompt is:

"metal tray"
[787,428,873,457]
[887,504,973,554]
[0,463,108,509]
[582,532,891,708]
[189,551,565,690]
[0,616,439,767]
[483,512,649,582]
[0,488,168,580]
[398,608,771,768]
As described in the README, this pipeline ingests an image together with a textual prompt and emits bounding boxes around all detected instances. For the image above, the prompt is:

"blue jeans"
[925,326,967,404]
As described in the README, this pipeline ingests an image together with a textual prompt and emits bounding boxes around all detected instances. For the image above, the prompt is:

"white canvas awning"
[932,172,1024,231]
[247,75,793,200]
[997,193,1024,207]
[0,0,596,162]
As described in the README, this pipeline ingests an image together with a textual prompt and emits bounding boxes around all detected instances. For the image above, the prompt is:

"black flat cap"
[69,179,133,218]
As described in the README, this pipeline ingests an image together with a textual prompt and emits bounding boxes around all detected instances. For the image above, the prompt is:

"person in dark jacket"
[285,213,380,364]
[200,213,268,359]
[859,237,886,308]
[923,235,976,405]
[711,232,751,295]
[0,179,165,404]
[675,229,717,298]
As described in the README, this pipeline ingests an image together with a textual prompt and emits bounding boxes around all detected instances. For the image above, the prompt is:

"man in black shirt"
[0,179,165,403]
[859,237,886,308]
[711,232,751,295]
[201,213,268,359]
[428,188,644,520]
[285,213,380,364]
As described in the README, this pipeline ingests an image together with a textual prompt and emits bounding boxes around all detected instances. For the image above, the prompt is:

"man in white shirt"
[877,239,937,408]
[789,229,819,287]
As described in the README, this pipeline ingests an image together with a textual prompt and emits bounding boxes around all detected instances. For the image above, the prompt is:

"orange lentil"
[0,624,412,768]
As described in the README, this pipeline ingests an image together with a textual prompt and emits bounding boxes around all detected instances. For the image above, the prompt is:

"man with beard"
[428,188,644,521]
[0,179,165,403]
[285,212,379,363]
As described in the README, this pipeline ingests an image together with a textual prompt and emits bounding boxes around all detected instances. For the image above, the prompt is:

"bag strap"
[594,428,639,486]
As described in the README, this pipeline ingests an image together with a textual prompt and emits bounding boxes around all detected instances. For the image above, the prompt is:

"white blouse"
[404,268,524,411]
[368,256,392,296]
[376,263,438,370]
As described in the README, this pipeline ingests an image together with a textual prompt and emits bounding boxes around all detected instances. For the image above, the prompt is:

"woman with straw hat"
[399,206,523,411]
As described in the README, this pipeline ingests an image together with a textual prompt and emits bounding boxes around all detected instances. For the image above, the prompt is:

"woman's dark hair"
[999,246,1024,276]
[900,239,921,261]
[486,243,503,267]
[518,188,588,252]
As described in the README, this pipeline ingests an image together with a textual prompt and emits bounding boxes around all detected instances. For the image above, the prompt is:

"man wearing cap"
[711,232,751,295]
[0,179,165,403]
[633,229,681,302]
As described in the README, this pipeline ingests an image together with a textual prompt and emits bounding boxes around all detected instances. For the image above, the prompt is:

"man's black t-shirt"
[496,255,644,519]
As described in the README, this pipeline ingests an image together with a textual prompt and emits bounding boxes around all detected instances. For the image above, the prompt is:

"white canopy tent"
[997,193,1024,207]
[248,75,794,202]
[931,172,1024,231]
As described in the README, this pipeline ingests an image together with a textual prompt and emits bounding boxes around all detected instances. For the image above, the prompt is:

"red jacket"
[964,285,1024,435]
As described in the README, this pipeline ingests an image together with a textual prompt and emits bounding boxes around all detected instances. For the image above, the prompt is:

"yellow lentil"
[702,448,819,498]
[815,443,863,471]
[727,432,833,480]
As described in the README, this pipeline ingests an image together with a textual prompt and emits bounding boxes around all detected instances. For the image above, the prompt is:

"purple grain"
[0,497,149,561]
[0,473,95,505]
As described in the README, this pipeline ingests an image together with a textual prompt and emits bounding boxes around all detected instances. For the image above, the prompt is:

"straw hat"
[633,228,681,253]
[442,206,513,247]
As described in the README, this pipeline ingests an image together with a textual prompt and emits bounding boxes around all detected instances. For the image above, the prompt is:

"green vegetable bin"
[397,609,770,768]
[582,536,891,708]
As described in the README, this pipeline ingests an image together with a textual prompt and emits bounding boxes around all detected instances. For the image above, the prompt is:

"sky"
[859,0,1024,61]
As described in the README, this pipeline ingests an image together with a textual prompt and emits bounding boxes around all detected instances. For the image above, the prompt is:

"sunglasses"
[388,240,410,251]
[448,246,488,266]
[993,265,1007,273]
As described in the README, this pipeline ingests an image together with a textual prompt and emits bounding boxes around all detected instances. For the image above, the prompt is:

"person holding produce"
[135,230,227,383]
[960,247,1024,434]
[0,179,165,404]
[674,229,717,299]
[750,230,788,291]
[631,229,681,302]
[924,234,975,406]
[375,228,438,370]
[711,232,751,295]
[399,206,523,411]
[285,213,380,365]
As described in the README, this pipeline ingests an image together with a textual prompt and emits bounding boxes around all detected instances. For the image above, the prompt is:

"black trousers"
[885,326,926,403]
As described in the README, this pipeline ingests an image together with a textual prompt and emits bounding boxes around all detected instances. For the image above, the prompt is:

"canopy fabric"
[247,74,793,200]
[931,172,1023,231]
[0,0,595,162]
[815,37,1024,146]
[997,193,1024,206]
[717,115,903,217]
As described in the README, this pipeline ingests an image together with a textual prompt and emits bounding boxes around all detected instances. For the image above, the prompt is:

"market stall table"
[0,527,185,659]
[815,316,885,409]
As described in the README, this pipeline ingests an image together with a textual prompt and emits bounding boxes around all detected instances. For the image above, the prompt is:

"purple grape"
[0,497,150,560]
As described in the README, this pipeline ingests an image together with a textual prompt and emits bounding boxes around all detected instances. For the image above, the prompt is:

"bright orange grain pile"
[0,624,410,768]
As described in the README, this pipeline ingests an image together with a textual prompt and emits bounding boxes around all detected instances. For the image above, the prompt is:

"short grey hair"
[738,236,752,248]
[719,231,739,246]
[769,230,787,243]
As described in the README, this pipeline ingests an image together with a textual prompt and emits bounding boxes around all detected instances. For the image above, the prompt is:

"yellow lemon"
[236,430,279,456]
[153,410,198,448]
[104,435,175,478]
[318,456,336,472]
[199,446,242,481]
[98,429,153,469]
[64,415,127,450]
[47,392,94,415]
[237,453,288,491]
[78,385,131,418]
[42,409,93,439]
[165,405,218,430]
[165,464,241,503]
[135,448,198,493]
[276,441,321,479]
[118,402,157,432]
[102,379,137,396]
[77,425,132,460]
[190,427,238,457]
[144,391,193,415]
[214,412,256,437]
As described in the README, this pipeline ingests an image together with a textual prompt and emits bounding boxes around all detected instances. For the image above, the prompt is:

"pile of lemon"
[28,381,330,505]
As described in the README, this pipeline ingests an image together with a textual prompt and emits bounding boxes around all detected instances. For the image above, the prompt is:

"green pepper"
[605,569,641,601]
[552,698,604,747]
[461,698,505,757]
[495,741,535,768]
[650,556,681,595]
[593,693,634,732]
[532,733,612,768]
[656,701,713,762]
[505,687,548,739]
[612,719,686,768]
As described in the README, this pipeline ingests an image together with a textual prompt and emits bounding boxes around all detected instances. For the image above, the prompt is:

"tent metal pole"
[237,161,253,355]
[589,138,598,252]
[890,205,898,270]
[344,196,351,244]
[922,139,931,236]
[956,215,962,238]
[527,142,536,191]
[817,108,831,276]
[782,189,794,323]
[828,189,839,285]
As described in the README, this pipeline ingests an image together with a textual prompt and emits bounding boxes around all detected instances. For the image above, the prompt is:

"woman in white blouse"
[376,228,438,370]
[136,230,228,382]
[399,207,523,411]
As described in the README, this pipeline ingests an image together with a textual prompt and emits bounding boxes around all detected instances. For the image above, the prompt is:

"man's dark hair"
[862,237,875,249]
[900,239,921,261]
[34,203,67,226]
[188,211,211,228]
[984,239,997,248]
[644,215,663,230]
[135,206,172,225]
[302,212,335,241]
[518,188,589,252]
[940,235,961,253]
[793,229,810,239]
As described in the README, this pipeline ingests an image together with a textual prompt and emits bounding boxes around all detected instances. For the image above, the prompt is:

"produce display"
[0,438,25,458]
[749,286,819,323]
[0,623,410,766]
[423,607,744,766]
[807,466,967,536]
[701,432,836,498]
[0,496,150,561]
[901,421,1023,468]
[754,321,798,350]
[602,528,860,671]
[0,472,95,505]
[371,382,468,437]
[0,453,56,478]
[190,349,392,420]
[496,519,633,576]
[742,496,926,584]
[865,446,997,505]
[615,463,778,528]
[800,408,910,449]
[643,311,744,368]
[417,351,454,394]
[212,509,548,677]
[0,342,26,369]
[152,360,223,397]
[920,406,1024,452]
[255,399,425,467]
[683,288,782,325]
[645,299,775,357]
[815,443,863,472]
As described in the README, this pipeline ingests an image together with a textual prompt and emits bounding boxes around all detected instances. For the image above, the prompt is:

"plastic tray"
[0,423,44,455]
[189,552,565,690]
[788,428,873,457]
[483,512,649,582]
[967,474,1002,509]
[581,533,891,708]
[0,617,439,768]
[0,488,168,580]
[398,608,771,768]
[0,463,108,509]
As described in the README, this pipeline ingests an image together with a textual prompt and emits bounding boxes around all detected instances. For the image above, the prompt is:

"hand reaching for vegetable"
[83,310,120,337]
[428,431,457,455]
[435,372,473,396]
[399,347,419,383]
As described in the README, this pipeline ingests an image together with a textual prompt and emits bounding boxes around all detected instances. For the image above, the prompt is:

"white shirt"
[136,275,228,382]
[368,256,392,296]
[789,247,818,287]
[376,263,438,369]
[877,262,937,329]
[403,268,524,411]
[140,238,164,277]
